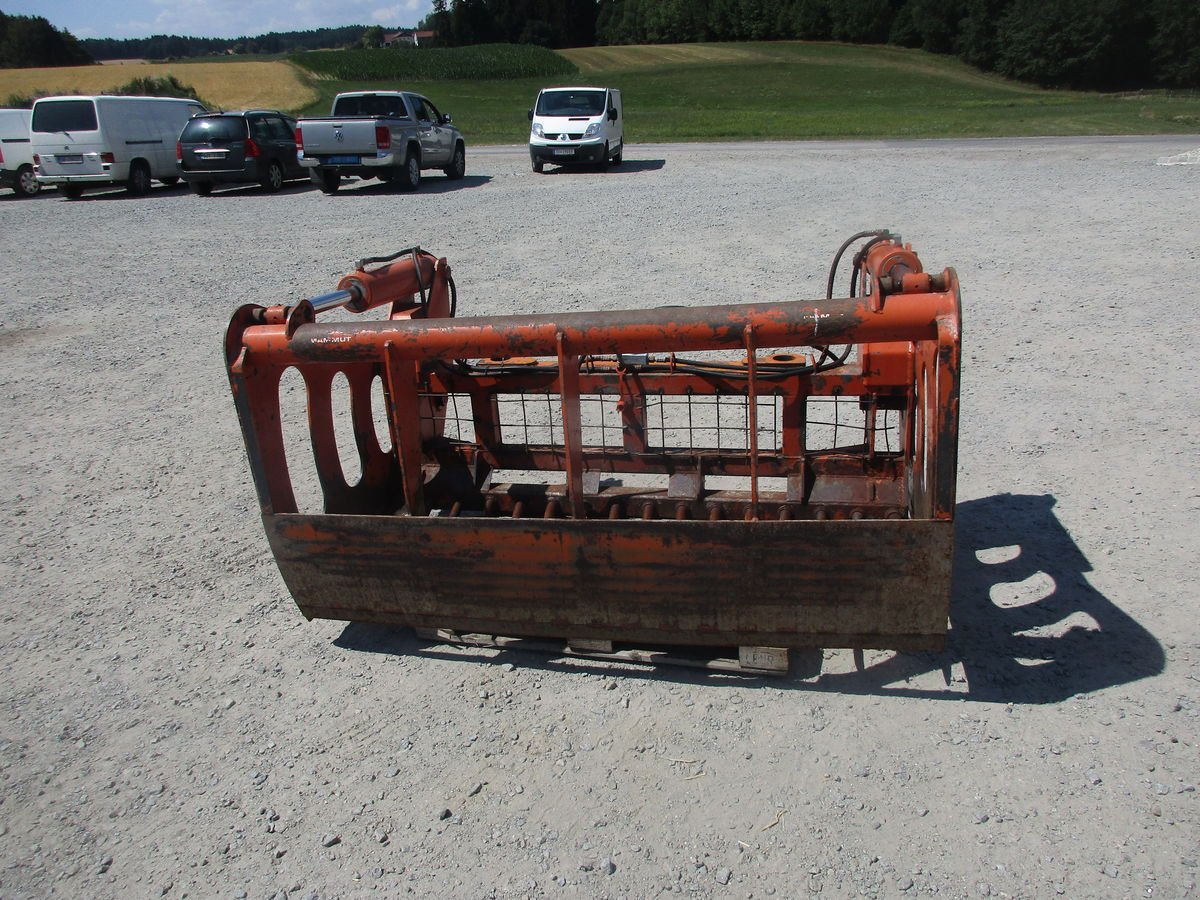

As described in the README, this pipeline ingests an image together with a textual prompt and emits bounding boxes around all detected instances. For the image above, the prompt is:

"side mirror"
[608,108,618,122]
[440,113,452,124]
[527,109,534,121]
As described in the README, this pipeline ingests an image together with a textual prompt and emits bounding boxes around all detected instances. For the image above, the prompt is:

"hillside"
[3,42,1198,141]
[551,42,1200,141]
[292,41,1200,143]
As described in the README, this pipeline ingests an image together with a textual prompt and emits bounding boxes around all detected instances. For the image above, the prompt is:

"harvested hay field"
[0,61,317,112]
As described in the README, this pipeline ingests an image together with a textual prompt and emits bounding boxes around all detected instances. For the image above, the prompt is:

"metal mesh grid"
[497,392,562,447]
[806,396,900,452]
[490,391,785,452]
[421,390,901,456]
[420,392,476,443]
[645,392,783,452]
[493,392,629,448]
[579,391,624,448]
[875,408,901,453]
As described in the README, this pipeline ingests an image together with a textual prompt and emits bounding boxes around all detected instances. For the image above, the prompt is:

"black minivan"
[177,110,304,195]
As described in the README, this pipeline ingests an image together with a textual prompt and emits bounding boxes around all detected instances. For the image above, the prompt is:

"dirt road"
[1,136,1197,898]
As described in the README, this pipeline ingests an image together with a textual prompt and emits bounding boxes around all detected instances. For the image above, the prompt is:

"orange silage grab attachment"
[226,234,961,670]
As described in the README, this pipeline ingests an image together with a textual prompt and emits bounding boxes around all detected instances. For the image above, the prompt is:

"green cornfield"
[291,44,577,82]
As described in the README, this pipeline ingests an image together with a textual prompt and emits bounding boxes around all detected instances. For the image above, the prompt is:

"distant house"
[381,29,436,48]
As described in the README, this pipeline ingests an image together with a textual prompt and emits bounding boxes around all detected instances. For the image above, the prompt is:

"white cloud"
[370,0,425,24]
[64,0,435,40]
[369,6,406,24]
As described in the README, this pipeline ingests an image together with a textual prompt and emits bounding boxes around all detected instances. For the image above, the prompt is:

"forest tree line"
[430,0,1197,88]
[420,0,597,49]
[0,10,91,67]
[5,0,1196,90]
[591,0,1199,89]
[80,26,372,61]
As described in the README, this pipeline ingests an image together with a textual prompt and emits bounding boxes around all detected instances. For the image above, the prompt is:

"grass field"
[0,61,316,111]
[292,44,575,81]
[3,42,1197,143]
[295,42,1200,144]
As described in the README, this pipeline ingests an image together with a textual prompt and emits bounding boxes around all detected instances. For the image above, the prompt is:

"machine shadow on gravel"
[191,181,313,198]
[958,492,1166,702]
[334,493,1163,703]
[330,174,492,195]
[812,493,1165,703]
[53,183,190,201]
[540,159,665,175]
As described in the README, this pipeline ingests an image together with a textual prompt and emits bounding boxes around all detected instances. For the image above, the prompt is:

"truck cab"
[528,86,623,173]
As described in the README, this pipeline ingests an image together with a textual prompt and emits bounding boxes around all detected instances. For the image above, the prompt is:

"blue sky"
[8,0,436,40]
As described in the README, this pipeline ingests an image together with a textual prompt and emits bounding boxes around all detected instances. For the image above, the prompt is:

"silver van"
[32,95,207,199]
[0,109,39,197]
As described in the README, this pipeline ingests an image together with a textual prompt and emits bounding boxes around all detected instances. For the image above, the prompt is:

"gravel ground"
[1,136,1198,900]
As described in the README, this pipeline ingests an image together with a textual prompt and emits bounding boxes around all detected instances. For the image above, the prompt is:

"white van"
[0,108,39,197]
[528,86,622,173]
[31,95,207,199]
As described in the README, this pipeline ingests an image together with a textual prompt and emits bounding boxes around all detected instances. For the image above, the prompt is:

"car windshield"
[31,99,98,133]
[332,95,410,118]
[536,90,605,117]
[180,116,247,142]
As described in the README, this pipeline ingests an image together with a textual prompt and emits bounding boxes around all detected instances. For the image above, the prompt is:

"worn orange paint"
[225,236,962,653]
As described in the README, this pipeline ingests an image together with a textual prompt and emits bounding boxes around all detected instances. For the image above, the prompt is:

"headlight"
[584,122,601,138]
[532,123,544,138]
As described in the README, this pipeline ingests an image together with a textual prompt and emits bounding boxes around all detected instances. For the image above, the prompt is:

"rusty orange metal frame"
[226,235,961,652]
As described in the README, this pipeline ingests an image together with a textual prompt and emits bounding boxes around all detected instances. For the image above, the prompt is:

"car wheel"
[315,169,340,194]
[532,158,544,174]
[14,164,39,197]
[262,160,284,193]
[443,143,465,180]
[127,161,152,196]
[399,151,420,191]
[159,176,180,186]
[597,143,610,173]
[191,180,214,196]
[62,184,84,200]
[612,142,623,166]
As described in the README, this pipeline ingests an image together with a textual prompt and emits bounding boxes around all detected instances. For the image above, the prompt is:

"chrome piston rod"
[307,288,356,315]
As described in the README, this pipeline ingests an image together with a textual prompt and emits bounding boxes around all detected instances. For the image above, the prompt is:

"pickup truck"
[296,91,465,194]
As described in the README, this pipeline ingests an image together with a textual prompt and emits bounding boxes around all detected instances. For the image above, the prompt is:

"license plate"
[326,155,360,165]
[57,154,83,164]
[552,148,574,157]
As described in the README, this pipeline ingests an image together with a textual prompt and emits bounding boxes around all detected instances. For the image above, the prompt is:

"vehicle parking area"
[1,137,1198,898]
